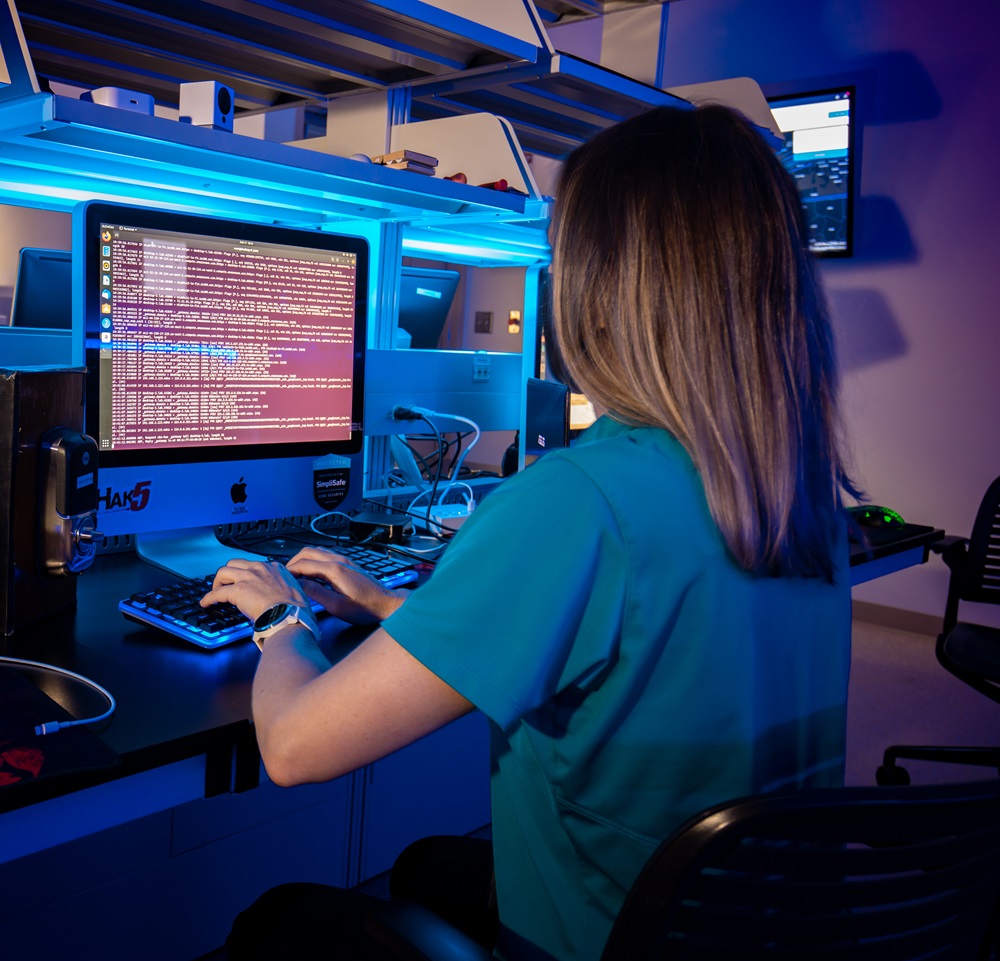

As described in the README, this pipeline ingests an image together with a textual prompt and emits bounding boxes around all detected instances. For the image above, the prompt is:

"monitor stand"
[136,527,268,580]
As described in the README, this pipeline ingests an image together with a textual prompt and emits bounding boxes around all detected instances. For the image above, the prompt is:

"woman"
[205,103,856,961]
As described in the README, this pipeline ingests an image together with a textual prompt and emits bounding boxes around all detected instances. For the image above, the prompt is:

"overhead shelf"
[13,0,548,112]
[0,1,682,263]
[405,51,691,157]
[0,92,540,229]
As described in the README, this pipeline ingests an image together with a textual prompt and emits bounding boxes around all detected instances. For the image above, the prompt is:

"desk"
[1,552,299,825]
[1,547,490,817]
[3,526,944,824]
[0,530,938,960]
[0,553,490,961]
[3,550,475,844]
[849,523,945,586]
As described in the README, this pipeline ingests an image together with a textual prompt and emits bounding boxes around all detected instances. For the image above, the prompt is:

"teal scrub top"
[383,416,852,961]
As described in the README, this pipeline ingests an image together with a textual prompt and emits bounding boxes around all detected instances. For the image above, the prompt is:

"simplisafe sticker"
[313,454,351,509]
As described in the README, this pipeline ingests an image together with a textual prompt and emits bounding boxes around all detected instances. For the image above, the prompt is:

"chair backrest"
[958,474,1000,609]
[601,780,1000,961]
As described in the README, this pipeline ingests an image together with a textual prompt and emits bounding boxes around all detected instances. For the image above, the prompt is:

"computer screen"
[10,247,72,328]
[767,87,855,257]
[398,266,459,349]
[78,201,369,574]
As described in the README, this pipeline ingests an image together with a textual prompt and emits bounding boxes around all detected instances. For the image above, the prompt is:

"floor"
[845,614,997,786]
[193,614,999,960]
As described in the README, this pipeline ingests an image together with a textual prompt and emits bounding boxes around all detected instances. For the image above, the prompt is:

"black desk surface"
[2,524,943,814]
[0,552,368,813]
[848,523,945,566]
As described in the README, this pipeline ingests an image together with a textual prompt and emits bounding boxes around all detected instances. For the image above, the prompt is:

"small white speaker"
[178,81,235,132]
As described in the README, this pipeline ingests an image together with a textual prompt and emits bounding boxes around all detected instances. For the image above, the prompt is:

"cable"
[419,414,446,537]
[402,434,440,479]
[389,536,449,558]
[362,494,459,542]
[406,481,474,514]
[446,430,474,477]
[0,656,116,736]
[424,413,480,505]
[308,510,355,539]
[393,406,481,507]
[395,486,474,538]
[389,406,482,540]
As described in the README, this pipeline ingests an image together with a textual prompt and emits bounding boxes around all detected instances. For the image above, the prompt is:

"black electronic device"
[767,87,856,257]
[0,367,89,635]
[503,377,571,477]
[38,427,100,575]
[349,510,412,544]
[525,377,570,457]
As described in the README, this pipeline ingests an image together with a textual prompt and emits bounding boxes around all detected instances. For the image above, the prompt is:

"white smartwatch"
[252,603,320,650]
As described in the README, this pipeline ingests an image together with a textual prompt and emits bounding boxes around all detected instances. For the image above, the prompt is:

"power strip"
[428,503,474,533]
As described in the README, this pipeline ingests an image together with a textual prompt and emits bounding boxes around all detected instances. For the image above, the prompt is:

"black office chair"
[366,779,1000,960]
[877,474,1000,786]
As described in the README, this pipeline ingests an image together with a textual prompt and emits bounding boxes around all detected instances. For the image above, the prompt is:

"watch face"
[254,603,294,632]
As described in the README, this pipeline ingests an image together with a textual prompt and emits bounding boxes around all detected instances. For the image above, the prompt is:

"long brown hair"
[551,104,855,580]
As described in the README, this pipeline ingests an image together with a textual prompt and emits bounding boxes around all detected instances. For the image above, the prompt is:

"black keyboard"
[120,546,419,649]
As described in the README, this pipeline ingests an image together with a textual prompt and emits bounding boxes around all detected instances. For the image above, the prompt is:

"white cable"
[309,510,355,538]
[409,407,481,504]
[0,656,116,736]
[449,482,476,508]
[391,536,449,557]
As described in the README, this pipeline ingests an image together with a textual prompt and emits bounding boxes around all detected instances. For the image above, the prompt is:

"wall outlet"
[474,311,493,333]
[473,351,491,382]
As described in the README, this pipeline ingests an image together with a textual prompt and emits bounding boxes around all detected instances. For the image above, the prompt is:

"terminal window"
[97,223,359,452]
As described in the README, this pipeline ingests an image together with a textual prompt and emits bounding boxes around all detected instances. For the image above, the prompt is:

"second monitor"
[397,266,459,349]
[10,247,72,329]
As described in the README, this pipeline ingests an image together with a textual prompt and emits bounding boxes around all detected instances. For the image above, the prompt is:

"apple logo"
[230,476,248,504]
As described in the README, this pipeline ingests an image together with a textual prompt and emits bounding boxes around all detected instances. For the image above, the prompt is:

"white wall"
[562,0,1000,622]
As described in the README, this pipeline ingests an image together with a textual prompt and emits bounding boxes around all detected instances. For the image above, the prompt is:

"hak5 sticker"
[313,454,351,509]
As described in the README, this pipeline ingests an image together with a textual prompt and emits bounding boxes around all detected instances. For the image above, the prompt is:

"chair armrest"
[930,535,969,570]
[364,901,496,961]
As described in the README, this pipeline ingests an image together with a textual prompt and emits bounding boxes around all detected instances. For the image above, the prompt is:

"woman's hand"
[200,558,309,622]
[285,546,408,625]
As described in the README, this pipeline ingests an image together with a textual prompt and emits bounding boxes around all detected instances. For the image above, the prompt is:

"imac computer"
[78,201,369,577]
[767,87,856,257]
